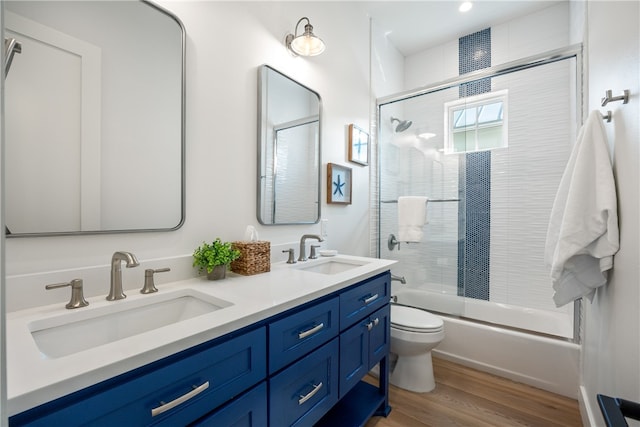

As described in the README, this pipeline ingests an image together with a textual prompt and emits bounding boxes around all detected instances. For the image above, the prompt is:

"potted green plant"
[193,238,241,280]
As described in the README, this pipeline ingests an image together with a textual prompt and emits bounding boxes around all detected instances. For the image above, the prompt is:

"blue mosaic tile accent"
[457,29,491,301]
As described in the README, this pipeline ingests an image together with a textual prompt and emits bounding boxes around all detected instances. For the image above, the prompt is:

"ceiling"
[360,0,564,56]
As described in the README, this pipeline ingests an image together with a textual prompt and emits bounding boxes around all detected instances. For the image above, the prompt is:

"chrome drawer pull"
[363,293,379,304]
[366,321,374,331]
[298,382,323,405]
[373,317,380,327]
[151,381,209,417]
[298,322,324,339]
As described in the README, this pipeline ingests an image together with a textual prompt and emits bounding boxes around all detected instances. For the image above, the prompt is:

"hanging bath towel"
[544,110,619,307]
[398,196,428,242]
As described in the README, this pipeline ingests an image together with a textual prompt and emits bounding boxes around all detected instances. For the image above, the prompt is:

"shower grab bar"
[381,199,460,203]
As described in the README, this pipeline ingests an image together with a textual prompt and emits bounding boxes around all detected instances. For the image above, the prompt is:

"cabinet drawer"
[269,338,339,427]
[269,297,339,374]
[340,272,390,330]
[192,382,267,427]
[11,328,267,427]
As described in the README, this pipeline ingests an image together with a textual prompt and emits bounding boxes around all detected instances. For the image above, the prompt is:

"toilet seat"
[391,305,443,333]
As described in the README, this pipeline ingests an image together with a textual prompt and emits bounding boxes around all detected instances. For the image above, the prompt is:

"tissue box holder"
[231,241,270,275]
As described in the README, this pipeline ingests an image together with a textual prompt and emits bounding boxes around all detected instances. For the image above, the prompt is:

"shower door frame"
[375,44,584,344]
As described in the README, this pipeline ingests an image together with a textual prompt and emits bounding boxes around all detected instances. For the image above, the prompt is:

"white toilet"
[390,304,445,393]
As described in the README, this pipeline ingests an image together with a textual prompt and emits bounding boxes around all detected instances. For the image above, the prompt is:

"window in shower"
[444,90,508,154]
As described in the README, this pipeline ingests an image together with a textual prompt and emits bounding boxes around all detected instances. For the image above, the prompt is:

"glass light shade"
[290,34,325,56]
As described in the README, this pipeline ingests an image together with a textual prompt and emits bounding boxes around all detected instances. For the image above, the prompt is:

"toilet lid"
[391,305,443,332]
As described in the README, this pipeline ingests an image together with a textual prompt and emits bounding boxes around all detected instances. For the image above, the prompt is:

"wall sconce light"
[285,17,325,57]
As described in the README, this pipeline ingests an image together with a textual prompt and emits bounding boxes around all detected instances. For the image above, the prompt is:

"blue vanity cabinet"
[10,271,392,427]
[315,271,392,427]
[9,327,267,427]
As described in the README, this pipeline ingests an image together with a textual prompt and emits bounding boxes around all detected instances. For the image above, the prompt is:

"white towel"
[544,110,619,307]
[398,196,428,242]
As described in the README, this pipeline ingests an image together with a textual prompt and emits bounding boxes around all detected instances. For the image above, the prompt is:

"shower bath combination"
[377,45,583,342]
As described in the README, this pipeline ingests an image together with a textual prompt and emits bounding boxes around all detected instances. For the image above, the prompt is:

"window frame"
[443,89,508,154]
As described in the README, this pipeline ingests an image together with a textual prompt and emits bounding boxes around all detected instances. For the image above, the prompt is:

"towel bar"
[381,199,460,203]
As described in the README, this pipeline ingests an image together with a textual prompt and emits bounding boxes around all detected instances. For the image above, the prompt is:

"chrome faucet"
[107,251,139,301]
[45,278,89,309]
[391,273,406,284]
[298,234,323,262]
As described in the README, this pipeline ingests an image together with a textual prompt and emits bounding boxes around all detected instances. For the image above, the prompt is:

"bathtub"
[393,289,580,398]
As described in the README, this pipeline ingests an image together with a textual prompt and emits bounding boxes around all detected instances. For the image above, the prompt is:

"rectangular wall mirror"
[4,0,185,237]
[257,65,321,225]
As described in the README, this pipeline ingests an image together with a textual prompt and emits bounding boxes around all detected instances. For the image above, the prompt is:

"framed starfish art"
[327,163,352,205]
[348,124,369,166]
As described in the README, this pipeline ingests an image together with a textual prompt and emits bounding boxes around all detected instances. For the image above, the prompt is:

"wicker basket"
[231,241,271,275]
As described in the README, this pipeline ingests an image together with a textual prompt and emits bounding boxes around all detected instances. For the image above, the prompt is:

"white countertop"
[6,255,395,416]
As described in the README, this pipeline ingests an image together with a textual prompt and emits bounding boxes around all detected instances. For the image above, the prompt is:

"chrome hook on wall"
[602,111,612,123]
[601,89,629,107]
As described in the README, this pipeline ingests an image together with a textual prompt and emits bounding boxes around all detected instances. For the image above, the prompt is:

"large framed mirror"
[257,65,321,225]
[4,0,185,237]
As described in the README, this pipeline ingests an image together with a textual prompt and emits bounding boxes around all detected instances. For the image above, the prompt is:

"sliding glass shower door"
[378,52,580,339]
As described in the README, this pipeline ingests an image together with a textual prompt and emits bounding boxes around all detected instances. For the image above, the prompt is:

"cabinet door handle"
[151,381,209,417]
[298,382,323,405]
[366,317,380,331]
[298,322,324,339]
[363,293,379,304]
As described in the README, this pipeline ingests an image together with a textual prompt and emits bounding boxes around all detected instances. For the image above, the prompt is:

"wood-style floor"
[365,357,582,427]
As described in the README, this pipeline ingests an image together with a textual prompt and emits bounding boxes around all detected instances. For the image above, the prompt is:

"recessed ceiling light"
[459,2,473,13]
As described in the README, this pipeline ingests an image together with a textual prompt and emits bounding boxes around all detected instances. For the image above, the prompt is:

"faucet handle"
[141,268,170,294]
[309,245,321,259]
[282,248,296,264]
[46,279,89,309]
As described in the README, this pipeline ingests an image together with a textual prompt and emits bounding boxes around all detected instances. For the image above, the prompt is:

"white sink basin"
[297,258,369,275]
[29,289,232,358]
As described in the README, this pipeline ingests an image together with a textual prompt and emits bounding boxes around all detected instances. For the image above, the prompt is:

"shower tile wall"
[489,61,574,308]
[458,29,492,301]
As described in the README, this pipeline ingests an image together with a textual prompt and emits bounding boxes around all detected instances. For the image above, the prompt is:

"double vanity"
[7,255,395,426]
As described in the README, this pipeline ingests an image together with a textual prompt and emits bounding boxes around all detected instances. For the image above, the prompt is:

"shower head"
[390,116,412,132]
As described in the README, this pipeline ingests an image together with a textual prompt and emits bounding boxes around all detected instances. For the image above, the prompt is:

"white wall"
[4,1,373,310]
[580,1,640,425]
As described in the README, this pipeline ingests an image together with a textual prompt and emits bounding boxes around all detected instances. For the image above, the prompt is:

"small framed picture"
[327,163,352,205]
[348,124,369,166]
